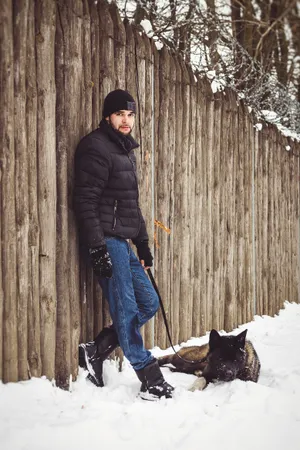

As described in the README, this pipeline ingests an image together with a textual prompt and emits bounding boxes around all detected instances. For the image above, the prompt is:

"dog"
[158,329,260,391]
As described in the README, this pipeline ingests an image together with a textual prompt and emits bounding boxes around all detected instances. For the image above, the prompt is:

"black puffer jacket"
[74,119,148,249]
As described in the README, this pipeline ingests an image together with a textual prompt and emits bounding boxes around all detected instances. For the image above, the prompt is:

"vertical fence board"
[221,90,232,331]
[255,129,263,315]
[84,0,100,339]
[196,79,209,335]
[142,34,155,349]
[89,0,100,129]
[171,56,182,345]
[35,0,57,379]
[192,78,203,337]
[243,106,254,323]
[179,60,191,343]
[27,0,41,378]
[55,0,71,390]
[198,79,211,334]
[1,0,18,382]
[286,140,292,303]
[188,67,196,337]
[291,144,300,304]
[155,46,170,349]
[79,0,92,345]
[236,102,245,324]
[14,0,30,380]
[212,92,222,331]
[99,0,114,107]
[166,53,176,346]
[261,127,269,314]
[98,0,115,331]
[152,40,160,345]
[248,113,256,318]
[205,83,215,332]
[268,128,276,316]
[274,133,282,313]
[109,2,126,90]
[56,0,83,387]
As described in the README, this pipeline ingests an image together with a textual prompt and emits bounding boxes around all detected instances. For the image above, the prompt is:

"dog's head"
[203,329,248,382]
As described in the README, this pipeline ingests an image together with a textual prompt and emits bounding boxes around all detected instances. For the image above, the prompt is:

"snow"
[1,302,300,450]
[254,123,263,131]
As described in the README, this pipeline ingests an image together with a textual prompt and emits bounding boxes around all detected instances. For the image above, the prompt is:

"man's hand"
[89,245,113,278]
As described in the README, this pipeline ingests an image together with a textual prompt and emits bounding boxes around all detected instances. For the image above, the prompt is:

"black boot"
[135,358,174,401]
[79,326,119,387]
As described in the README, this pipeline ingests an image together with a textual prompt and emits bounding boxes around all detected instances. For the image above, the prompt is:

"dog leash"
[147,269,207,366]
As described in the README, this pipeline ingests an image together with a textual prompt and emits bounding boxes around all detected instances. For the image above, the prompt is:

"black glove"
[136,240,153,267]
[89,245,113,278]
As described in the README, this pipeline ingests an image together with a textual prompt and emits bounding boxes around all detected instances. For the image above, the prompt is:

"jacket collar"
[99,119,139,154]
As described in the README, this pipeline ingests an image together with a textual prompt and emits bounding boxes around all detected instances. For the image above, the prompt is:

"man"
[74,89,174,400]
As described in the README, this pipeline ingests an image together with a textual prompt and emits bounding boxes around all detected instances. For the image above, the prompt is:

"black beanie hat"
[102,89,136,118]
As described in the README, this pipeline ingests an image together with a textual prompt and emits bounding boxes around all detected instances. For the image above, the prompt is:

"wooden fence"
[1,0,299,386]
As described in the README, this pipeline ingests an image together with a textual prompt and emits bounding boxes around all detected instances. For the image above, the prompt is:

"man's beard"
[108,118,133,135]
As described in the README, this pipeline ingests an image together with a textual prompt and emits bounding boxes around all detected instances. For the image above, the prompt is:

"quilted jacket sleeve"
[132,208,149,245]
[73,136,112,248]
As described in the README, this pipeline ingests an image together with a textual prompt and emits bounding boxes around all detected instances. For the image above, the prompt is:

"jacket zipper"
[112,200,118,230]
[128,155,142,236]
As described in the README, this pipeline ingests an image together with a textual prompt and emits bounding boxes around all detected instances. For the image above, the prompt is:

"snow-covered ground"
[1,301,300,450]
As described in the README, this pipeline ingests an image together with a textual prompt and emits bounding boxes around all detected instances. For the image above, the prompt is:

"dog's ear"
[235,329,247,348]
[209,329,221,350]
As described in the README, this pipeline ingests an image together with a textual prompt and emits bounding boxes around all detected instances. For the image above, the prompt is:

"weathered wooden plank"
[13,0,30,380]
[82,0,93,135]
[197,78,211,335]
[88,0,100,128]
[124,22,137,101]
[211,91,222,331]
[55,0,71,390]
[243,105,254,323]
[220,88,232,331]
[56,0,83,387]
[151,40,161,345]
[1,0,18,382]
[255,127,263,316]
[26,0,41,378]
[280,134,289,305]
[247,111,256,320]
[155,46,170,349]
[192,76,204,338]
[35,0,57,380]
[273,130,282,313]
[79,0,93,345]
[109,2,126,89]
[195,78,209,336]
[142,34,155,350]
[290,142,300,304]
[178,59,191,343]
[261,126,269,315]
[187,66,196,337]
[166,53,177,345]
[224,89,239,330]
[204,81,215,332]
[268,126,276,317]
[171,55,182,345]
[236,100,245,324]
[99,0,114,107]
[98,0,115,333]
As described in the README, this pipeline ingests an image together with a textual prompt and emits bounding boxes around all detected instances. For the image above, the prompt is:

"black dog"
[158,329,261,391]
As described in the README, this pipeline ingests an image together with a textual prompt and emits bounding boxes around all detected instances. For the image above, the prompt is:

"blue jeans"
[98,237,159,371]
